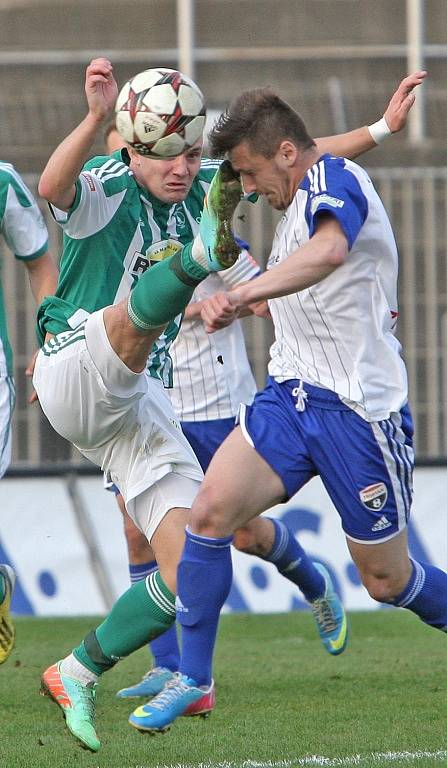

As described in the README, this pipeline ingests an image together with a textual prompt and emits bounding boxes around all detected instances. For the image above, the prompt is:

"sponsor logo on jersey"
[359,482,388,511]
[310,194,344,214]
[130,239,182,275]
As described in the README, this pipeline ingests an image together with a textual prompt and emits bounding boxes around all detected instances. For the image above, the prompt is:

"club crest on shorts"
[359,482,388,511]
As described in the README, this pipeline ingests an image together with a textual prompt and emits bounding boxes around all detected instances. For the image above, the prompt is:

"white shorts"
[0,376,15,479]
[33,309,203,510]
[129,472,198,542]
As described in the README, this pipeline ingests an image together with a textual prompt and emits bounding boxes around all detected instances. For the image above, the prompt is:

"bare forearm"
[38,112,104,210]
[316,127,376,160]
[26,252,59,304]
[233,236,346,308]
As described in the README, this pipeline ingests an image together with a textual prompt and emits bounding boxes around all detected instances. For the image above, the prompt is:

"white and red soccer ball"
[115,68,206,158]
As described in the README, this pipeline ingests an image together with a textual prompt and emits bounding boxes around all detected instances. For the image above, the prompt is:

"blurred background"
[1,0,447,468]
[1,0,447,616]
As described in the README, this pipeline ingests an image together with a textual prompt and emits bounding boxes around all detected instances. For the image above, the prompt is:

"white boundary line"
[144,754,447,768]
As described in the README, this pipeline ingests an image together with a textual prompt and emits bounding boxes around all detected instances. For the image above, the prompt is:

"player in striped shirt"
[127,76,447,734]
[35,57,423,751]
[0,162,58,664]
[99,125,345,700]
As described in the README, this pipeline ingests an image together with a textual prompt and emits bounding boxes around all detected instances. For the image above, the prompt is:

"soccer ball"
[115,68,206,158]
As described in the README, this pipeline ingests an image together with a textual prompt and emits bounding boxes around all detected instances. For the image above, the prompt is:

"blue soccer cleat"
[310,563,348,655]
[116,666,175,699]
[0,564,16,665]
[128,672,215,733]
[197,160,242,271]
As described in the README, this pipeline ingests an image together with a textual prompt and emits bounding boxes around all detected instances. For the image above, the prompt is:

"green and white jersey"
[0,162,48,376]
[37,151,220,385]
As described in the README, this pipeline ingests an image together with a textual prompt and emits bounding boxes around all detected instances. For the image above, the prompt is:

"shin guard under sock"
[392,559,447,631]
[73,571,176,675]
[129,560,180,671]
[177,527,233,686]
[262,518,325,602]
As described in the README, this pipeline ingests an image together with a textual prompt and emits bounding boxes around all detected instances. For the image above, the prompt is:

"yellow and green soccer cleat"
[0,564,16,665]
[40,662,100,752]
[310,563,348,655]
[198,160,243,271]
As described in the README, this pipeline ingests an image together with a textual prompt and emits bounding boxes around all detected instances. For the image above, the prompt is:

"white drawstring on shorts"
[292,381,308,412]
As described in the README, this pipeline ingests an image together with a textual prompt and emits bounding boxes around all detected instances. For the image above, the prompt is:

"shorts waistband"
[274,377,352,411]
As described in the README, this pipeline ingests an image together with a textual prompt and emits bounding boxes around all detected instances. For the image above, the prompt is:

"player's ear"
[276,140,297,167]
[128,146,142,166]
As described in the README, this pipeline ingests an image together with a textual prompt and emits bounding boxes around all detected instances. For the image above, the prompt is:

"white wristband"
[368,116,392,145]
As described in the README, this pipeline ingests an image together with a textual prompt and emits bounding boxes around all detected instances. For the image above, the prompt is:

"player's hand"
[85,58,118,121]
[249,300,271,319]
[201,291,241,333]
[383,71,427,133]
[25,350,39,404]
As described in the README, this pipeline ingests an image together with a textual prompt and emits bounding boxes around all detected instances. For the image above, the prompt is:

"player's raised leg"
[126,160,243,339]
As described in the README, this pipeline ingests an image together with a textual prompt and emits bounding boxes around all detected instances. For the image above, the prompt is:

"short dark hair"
[209,88,315,159]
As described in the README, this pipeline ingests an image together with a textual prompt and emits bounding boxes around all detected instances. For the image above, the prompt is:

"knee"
[190,484,233,538]
[361,570,409,604]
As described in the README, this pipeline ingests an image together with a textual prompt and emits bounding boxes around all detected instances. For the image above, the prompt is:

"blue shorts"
[239,377,414,544]
[181,416,235,472]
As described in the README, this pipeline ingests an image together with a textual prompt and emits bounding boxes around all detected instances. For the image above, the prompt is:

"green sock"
[128,241,209,331]
[73,571,176,675]
[0,574,5,603]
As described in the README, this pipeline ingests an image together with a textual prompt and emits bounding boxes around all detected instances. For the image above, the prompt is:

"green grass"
[1,611,446,768]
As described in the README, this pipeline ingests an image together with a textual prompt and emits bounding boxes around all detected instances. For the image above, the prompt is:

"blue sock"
[262,518,325,602]
[129,560,157,584]
[177,528,233,686]
[129,560,180,671]
[392,559,447,630]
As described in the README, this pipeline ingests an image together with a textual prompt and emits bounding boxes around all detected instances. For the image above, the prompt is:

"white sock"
[60,653,99,685]
[191,233,209,270]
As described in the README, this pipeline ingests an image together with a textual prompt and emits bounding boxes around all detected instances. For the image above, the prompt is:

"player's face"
[130,139,203,203]
[229,141,295,210]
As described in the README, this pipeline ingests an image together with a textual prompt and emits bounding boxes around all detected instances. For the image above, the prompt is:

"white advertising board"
[0,468,445,616]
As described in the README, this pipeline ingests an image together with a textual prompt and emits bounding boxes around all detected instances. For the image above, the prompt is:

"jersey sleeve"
[0,165,49,260]
[49,154,132,239]
[305,156,368,249]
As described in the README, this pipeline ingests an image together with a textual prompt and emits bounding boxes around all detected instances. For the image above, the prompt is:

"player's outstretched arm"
[315,70,427,160]
[38,58,118,211]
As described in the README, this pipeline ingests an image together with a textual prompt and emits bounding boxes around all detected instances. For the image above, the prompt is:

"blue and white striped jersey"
[267,154,408,421]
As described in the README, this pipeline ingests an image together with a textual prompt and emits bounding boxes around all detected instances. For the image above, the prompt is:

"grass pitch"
[1,611,446,768]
